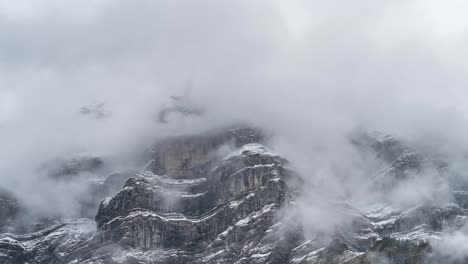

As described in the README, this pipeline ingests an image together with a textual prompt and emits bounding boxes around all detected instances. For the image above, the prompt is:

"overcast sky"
[2,0,468,136]
[2,0,468,236]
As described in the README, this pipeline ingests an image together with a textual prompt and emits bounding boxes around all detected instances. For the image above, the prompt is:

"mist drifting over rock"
[2,1,468,263]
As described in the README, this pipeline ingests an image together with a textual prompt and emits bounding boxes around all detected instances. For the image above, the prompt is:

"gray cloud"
[2,0,468,247]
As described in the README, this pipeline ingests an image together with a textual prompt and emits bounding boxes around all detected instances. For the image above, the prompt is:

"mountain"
[1,126,468,263]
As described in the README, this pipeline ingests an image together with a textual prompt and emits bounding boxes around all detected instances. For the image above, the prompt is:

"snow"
[102,197,112,207]
[180,192,206,198]
[362,203,397,219]
[0,218,95,255]
[290,248,326,263]
[372,218,397,228]
[219,226,233,237]
[391,224,441,242]
[229,163,276,178]
[269,177,281,182]
[202,250,225,261]
[108,206,227,225]
[229,200,241,208]
[235,216,252,226]
[0,236,18,242]
[235,204,276,226]
[251,252,271,259]
[228,192,256,208]
[223,143,277,160]
[138,170,207,185]
[233,257,248,264]
[265,222,282,234]
[246,193,255,199]
[292,240,313,251]
[355,230,381,241]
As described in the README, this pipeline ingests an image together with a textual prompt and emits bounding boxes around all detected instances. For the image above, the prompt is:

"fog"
[2,0,468,257]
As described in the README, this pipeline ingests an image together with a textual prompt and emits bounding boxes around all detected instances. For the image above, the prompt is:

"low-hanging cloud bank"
[2,0,468,236]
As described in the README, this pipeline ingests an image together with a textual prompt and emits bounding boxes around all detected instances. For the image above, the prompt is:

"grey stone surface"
[2,127,468,263]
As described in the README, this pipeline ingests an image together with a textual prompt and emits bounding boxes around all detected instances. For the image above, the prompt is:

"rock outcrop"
[91,126,297,263]
[2,127,468,263]
[0,190,19,231]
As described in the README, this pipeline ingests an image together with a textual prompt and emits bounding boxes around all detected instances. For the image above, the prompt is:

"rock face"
[156,87,204,124]
[92,126,297,262]
[0,219,96,264]
[348,238,430,264]
[146,127,264,178]
[45,154,105,180]
[0,190,19,230]
[2,126,468,263]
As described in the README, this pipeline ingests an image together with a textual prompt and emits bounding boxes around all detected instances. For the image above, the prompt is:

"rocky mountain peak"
[2,126,468,263]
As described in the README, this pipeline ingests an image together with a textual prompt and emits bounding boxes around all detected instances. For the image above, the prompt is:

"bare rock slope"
[1,127,468,263]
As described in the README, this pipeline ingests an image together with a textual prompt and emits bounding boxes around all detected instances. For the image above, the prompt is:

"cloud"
[2,0,468,241]
[430,225,468,262]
